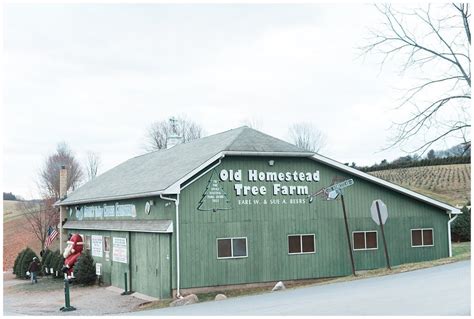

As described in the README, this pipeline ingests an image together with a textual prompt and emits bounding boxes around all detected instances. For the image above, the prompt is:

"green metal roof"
[59,126,311,205]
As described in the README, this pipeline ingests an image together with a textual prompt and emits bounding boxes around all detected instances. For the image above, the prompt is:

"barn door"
[130,232,171,298]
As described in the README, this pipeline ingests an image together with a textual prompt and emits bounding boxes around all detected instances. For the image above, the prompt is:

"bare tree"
[85,152,101,181]
[241,117,263,130]
[362,4,471,155]
[20,198,59,249]
[288,123,327,152]
[144,116,204,151]
[38,142,84,199]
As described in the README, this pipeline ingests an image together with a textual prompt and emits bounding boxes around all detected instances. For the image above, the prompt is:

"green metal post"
[124,272,128,293]
[121,272,133,295]
[60,277,76,312]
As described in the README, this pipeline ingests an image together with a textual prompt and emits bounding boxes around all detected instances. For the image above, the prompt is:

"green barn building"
[58,126,461,299]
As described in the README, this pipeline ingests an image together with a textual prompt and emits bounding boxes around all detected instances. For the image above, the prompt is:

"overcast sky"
[3,3,465,199]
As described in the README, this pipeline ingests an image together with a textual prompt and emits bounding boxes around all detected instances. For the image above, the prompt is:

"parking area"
[3,272,146,316]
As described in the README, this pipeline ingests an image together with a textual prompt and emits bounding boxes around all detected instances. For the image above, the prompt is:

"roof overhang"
[57,150,461,215]
[63,219,173,233]
[56,190,167,207]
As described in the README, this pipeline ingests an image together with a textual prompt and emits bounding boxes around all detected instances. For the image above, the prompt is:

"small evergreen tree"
[15,248,31,278]
[42,249,52,275]
[452,203,471,242]
[13,248,27,275]
[18,248,38,279]
[74,251,96,285]
[48,250,64,278]
[54,254,65,278]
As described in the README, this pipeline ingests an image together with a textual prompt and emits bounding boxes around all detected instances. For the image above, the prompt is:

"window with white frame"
[288,234,315,254]
[411,229,434,247]
[353,231,378,250]
[217,237,247,259]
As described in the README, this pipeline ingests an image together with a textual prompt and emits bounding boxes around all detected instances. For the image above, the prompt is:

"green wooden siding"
[68,229,172,298]
[67,155,450,294]
[177,156,449,289]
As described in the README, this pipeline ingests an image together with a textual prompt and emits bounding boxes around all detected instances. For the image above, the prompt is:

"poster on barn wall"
[112,237,128,263]
[91,235,103,257]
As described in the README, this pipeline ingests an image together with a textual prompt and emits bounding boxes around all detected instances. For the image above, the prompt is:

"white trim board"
[58,150,462,215]
[309,153,461,215]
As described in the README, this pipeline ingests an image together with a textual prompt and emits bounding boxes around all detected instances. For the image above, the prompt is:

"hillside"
[3,200,59,270]
[368,164,471,206]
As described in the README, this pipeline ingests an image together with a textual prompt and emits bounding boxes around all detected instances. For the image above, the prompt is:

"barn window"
[85,235,91,250]
[411,229,434,247]
[353,231,378,250]
[217,237,248,259]
[288,234,315,254]
[104,236,111,252]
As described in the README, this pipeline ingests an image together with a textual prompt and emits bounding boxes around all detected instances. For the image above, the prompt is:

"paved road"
[133,261,471,316]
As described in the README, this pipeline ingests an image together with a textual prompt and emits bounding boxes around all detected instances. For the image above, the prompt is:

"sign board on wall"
[77,203,137,220]
[96,263,102,276]
[91,235,103,257]
[112,237,128,263]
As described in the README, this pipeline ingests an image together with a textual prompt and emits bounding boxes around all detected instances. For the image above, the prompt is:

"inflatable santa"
[62,233,84,277]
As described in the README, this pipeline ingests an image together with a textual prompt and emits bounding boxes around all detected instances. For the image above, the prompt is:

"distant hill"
[3,200,55,270]
[368,164,471,206]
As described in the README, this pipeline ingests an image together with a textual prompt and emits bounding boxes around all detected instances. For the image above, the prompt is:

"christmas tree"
[197,169,232,212]
[75,250,97,285]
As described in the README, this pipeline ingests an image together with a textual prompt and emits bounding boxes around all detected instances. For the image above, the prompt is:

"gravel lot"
[3,272,146,316]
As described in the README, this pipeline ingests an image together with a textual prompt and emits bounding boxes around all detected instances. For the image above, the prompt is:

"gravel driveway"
[3,273,146,316]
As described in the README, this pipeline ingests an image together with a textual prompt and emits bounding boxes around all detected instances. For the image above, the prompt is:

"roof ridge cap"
[225,126,249,150]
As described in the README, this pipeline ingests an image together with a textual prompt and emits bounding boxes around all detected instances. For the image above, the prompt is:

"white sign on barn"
[112,237,128,263]
[91,235,103,257]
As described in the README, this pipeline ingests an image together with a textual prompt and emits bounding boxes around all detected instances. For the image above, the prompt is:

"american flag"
[45,226,58,248]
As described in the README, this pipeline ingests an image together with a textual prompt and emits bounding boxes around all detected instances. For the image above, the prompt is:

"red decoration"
[62,234,84,277]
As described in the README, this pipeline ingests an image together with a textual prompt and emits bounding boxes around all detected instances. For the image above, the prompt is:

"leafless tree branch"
[144,116,204,152]
[361,3,471,153]
[20,198,59,249]
[85,152,101,181]
[288,123,327,153]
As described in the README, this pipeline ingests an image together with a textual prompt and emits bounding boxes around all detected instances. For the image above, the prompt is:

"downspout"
[447,213,458,257]
[160,193,181,298]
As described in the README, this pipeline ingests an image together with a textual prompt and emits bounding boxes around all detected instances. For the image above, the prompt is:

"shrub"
[74,251,96,285]
[452,203,471,242]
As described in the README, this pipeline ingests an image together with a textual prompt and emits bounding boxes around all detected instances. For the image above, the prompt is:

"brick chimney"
[59,165,68,199]
[59,165,67,252]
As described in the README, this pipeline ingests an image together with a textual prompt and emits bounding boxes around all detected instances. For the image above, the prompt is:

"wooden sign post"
[309,178,356,276]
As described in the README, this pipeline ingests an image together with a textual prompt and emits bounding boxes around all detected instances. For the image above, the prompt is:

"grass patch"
[136,299,173,311]
[452,241,470,258]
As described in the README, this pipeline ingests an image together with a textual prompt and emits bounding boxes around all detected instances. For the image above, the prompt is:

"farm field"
[369,164,471,206]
